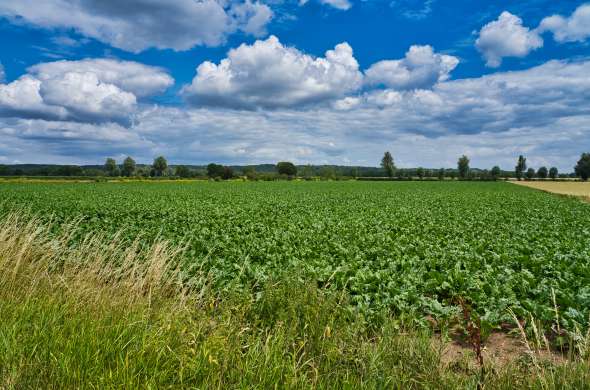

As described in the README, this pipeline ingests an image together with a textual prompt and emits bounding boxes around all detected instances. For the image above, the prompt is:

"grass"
[2,213,590,388]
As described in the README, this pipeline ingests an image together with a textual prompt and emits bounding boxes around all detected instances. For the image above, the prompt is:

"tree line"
[1,153,590,181]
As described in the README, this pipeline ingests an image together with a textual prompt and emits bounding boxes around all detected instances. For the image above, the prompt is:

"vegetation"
[575,153,590,181]
[526,168,536,180]
[457,155,470,179]
[122,156,136,177]
[152,156,168,177]
[381,151,396,178]
[550,167,559,180]
[104,157,119,177]
[537,166,548,179]
[276,161,297,176]
[2,213,590,388]
[515,155,527,181]
[1,181,590,336]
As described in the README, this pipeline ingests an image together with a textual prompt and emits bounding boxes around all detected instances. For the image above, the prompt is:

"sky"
[0,0,589,170]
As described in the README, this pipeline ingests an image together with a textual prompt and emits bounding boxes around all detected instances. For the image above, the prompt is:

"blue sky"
[0,0,589,170]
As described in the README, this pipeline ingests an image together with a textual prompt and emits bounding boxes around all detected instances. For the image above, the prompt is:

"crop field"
[513,180,590,200]
[2,180,590,331]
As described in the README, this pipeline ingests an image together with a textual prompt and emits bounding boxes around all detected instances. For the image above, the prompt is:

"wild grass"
[1,213,589,388]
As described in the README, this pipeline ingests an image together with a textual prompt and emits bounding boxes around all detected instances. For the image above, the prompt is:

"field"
[2,181,590,387]
[513,181,590,200]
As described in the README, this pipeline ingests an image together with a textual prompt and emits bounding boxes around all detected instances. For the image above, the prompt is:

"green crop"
[1,181,589,330]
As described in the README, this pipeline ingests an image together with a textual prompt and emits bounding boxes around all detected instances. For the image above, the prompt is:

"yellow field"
[512,180,590,199]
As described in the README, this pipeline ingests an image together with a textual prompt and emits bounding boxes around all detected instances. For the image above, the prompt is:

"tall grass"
[0,213,589,388]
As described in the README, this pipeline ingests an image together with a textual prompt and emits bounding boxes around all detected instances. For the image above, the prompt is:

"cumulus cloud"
[538,3,590,43]
[299,0,352,10]
[0,63,5,83]
[182,35,363,109]
[364,45,458,90]
[0,59,172,125]
[476,11,543,67]
[0,0,273,53]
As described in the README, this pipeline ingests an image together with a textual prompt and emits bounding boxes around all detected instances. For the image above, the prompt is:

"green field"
[2,181,589,330]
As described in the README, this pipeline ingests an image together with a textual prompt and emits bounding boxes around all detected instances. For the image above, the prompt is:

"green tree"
[416,167,425,180]
[122,156,136,177]
[207,163,224,178]
[243,166,257,180]
[438,168,445,180]
[549,167,558,180]
[152,156,168,177]
[525,167,535,180]
[537,166,548,179]
[320,166,336,180]
[490,166,501,180]
[575,153,590,180]
[276,161,297,176]
[301,165,314,180]
[515,155,526,181]
[174,165,190,178]
[104,158,118,177]
[381,151,396,178]
[222,166,234,180]
[457,155,470,179]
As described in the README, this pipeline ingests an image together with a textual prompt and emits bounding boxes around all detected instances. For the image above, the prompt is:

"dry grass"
[513,181,590,200]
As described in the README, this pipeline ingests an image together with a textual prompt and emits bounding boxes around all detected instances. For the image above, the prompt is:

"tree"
[537,166,548,179]
[301,165,314,180]
[457,155,470,179]
[104,158,118,177]
[525,167,535,180]
[438,168,445,180]
[515,155,526,181]
[276,161,297,176]
[152,156,168,177]
[549,167,558,180]
[222,166,234,180]
[416,167,425,180]
[122,156,136,177]
[381,151,396,178]
[575,153,590,180]
[491,166,501,180]
[174,165,190,178]
[207,163,224,178]
[243,166,257,180]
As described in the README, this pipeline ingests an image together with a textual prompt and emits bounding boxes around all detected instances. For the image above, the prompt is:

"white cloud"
[28,59,173,97]
[0,63,5,83]
[476,11,543,67]
[538,4,590,43]
[364,45,458,90]
[0,0,273,53]
[182,35,363,109]
[0,59,172,125]
[299,0,352,10]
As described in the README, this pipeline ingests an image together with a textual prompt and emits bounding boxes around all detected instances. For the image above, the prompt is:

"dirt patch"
[439,330,568,369]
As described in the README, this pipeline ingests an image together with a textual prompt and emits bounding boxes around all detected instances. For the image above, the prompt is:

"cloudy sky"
[0,0,589,170]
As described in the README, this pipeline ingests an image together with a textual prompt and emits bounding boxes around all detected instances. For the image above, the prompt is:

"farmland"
[2,181,590,330]
[513,180,590,200]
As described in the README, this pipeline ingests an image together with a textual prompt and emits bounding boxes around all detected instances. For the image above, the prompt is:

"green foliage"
[207,163,224,178]
[174,165,191,178]
[490,166,501,180]
[537,166,548,179]
[381,151,396,178]
[152,156,168,177]
[575,153,590,181]
[276,161,297,176]
[122,156,136,177]
[1,181,590,332]
[526,168,535,180]
[458,155,470,179]
[104,158,118,177]
[549,167,558,180]
[515,155,527,181]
